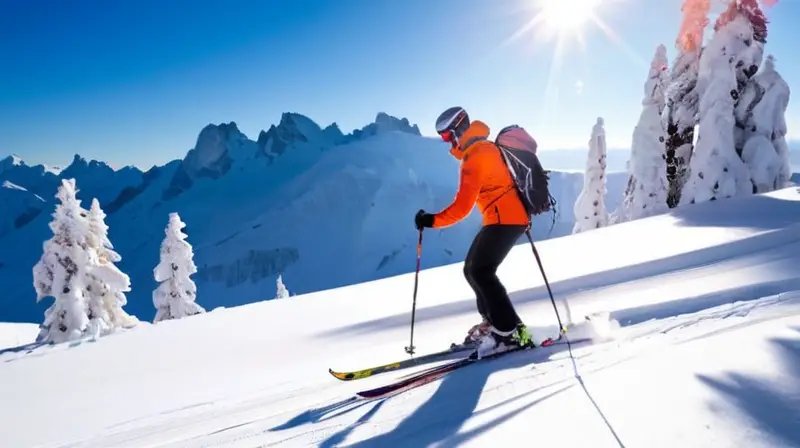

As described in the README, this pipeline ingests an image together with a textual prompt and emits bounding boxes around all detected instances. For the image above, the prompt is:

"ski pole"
[405,229,423,356]
[525,228,567,335]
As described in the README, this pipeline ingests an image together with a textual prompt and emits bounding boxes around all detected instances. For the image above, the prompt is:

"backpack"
[494,125,557,218]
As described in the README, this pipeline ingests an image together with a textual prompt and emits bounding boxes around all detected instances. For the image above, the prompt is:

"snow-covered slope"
[0,181,46,239]
[0,322,39,351]
[0,113,629,324]
[1,186,798,447]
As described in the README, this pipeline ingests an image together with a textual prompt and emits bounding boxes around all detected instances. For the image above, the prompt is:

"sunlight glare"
[500,0,648,132]
[538,0,600,33]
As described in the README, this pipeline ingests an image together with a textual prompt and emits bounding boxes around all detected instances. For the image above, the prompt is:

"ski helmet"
[435,106,470,144]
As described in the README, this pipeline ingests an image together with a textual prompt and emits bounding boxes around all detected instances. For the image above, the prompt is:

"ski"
[328,341,478,381]
[355,336,590,399]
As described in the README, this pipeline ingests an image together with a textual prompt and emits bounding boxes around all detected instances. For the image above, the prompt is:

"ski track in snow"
[2,188,800,447]
[40,294,800,448]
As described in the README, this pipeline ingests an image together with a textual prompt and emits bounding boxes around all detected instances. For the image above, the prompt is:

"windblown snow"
[1,186,798,447]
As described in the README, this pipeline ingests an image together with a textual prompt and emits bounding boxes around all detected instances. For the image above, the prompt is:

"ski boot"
[475,323,534,359]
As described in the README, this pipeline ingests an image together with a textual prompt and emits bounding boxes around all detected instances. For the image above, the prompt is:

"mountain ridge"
[0,111,629,324]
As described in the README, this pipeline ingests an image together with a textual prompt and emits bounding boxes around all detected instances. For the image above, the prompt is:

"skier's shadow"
[327,345,574,447]
[269,396,375,431]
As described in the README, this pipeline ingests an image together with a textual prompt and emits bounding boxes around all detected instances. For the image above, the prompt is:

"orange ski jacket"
[432,120,530,228]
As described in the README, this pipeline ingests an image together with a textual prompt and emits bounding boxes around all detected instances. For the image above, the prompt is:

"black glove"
[415,209,434,230]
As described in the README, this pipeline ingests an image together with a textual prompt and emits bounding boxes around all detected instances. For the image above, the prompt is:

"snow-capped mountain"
[59,154,144,204]
[0,153,143,228]
[0,112,629,324]
[0,153,140,200]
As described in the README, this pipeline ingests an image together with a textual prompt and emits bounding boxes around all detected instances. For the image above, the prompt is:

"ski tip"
[329,368,357,381]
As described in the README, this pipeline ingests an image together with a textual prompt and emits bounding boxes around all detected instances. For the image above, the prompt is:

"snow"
[573,118,609,233]
[2,181,798,447]
[717,11,764,88]
[2,180,27,191]
[647,44,670,113]
[0,322,39,350]
[275,274,290,299]
[0,154,25,174]
[83,197,139,333]
[0,179,46,239]
[742,134,781,191]
[744,54,792,190]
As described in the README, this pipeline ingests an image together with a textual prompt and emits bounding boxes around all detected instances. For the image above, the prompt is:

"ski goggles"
[438,129,455,143]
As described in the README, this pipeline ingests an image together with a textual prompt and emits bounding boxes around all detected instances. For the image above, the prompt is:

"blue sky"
[2,0,799,170]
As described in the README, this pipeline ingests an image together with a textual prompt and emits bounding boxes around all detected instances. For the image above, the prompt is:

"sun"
[503,0,611,49]
[537,0,601,33]
[503,0,641,59]
[500,0,647,131]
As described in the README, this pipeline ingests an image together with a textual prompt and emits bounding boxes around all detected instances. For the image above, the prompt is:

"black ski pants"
[463,224,527,333]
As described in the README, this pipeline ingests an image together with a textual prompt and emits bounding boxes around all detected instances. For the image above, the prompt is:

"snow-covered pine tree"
[741,54,791,192]
[573,118,609,234]
[83,198,138,334]
[680,27,752,205]
[275,274,290,299]
[716,0,770,157]
[32,178,94,343]
[648,44,671,115]
[661,0,711,208]
[715,1,788,192]
[620,45,671,222]
[152,212,205,323]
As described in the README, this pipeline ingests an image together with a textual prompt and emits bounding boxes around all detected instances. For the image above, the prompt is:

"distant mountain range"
[6,110,743,324]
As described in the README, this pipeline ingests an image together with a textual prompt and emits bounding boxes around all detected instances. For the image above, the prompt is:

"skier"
[414,106,533,356]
